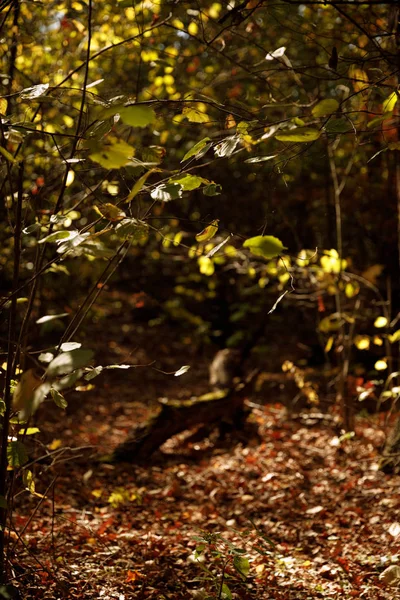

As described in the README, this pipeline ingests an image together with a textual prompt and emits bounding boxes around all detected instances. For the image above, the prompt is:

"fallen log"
[112,379,254,463]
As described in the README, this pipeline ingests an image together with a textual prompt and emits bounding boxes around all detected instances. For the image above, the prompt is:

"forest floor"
[9,293,400,599]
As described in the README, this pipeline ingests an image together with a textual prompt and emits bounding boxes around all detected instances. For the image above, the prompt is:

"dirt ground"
[8,295,400,599]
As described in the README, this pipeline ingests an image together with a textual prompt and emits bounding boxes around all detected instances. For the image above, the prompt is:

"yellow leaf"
[349,66,369,93]
[196,219,219,242]
[374,316,387,328]
[388,330,400,343]
[198,256,215,276]
[182,107,209,123]
[354,335,370,350]
[374,359,387,371]
[383,91,398,113]
[0,98,7,115]
[188,21,198,35]
[125,169,157,203]
[48,438,62,451]
[325,336,334,352]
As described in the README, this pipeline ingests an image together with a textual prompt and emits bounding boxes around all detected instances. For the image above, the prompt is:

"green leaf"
[233,555,250,578]
[150,183,182,202]
[18,427,40,435]
[181,137,211,162]
[118,105,156,127]
[367,113,392,130]
[50,388,68,409]
[221,583,232,600]
[383,91,398,113]
[0,495,7,509]
[312,99,339,117]
[23,470,35,494]
[276,128,321,143]
[203,183,222,196]
[325,118,350,134]
[170,174,207,191]
[90,140,134,169]
[84,366,103,381]
[46,349,94,378]
[243,235,287,259]
[115,218,149,240]
[7,441,28,468]
[0,147,17,163]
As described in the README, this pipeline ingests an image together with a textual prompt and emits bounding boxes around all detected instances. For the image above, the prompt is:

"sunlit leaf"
[20,83,49,99]
[265,46,286,60]
[46,349,94,378]
[389,330,400,343]
[150,183,182,202]
[181,137,211,162]
[125,169,157,203]
[170,174,208,191]
[312,99,339,117]
[90,139,134,169]
[23,470,36,494]
[243,235,287,259]
[59,342,81,352]
[276,128,321,143]
[182,107,209,123]
[245,155,277,163]
[18,427,40,435]
[198,256,215,276]
[38,230,76,245]
[196,220,219,242]
[174,365,191,377]
[354,335,370,350]
[36,312,69,326]
[374,359,387,371]
[214,136,239,157]
[374,316,387,328]
[118,105,156,127]
[382,91,398,113]
[349,66,369,92]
